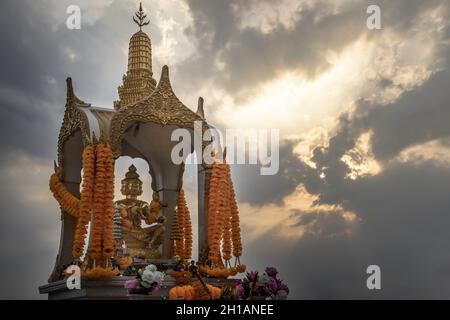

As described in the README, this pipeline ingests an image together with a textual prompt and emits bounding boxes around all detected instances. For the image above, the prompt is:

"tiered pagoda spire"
[114,3,157,110]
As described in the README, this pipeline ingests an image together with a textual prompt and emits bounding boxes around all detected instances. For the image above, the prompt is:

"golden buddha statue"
[114,165,166,259]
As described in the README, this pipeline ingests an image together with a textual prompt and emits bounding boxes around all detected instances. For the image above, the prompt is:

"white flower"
[141,265,165,287]
[259,272,270,285]
[153,271,165,283]
[145,264,157,272]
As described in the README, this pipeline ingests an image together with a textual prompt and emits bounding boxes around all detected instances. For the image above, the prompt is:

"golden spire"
[114,2,157,110]
[133,2,150,31]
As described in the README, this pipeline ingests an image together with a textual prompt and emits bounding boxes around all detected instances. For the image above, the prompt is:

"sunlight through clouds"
[3,0,450,299]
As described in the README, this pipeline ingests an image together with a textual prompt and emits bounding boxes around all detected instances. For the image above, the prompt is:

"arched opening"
[51,128,84,280]
[116,121,199,258]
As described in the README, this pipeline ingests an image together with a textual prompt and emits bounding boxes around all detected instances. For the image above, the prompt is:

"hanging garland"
[49,170,80,218]
[81,142,118,277]
[227,164,242,258]
[175,189,193,260]
[101,143,115,258]
[72,144,95,258]
[174,206,185,259]
[170,207,183,253]
[183,192,193,260]
[207,162,227,265]
[89,142,107,261]
[206,158,244,276]
[50,140,118,278]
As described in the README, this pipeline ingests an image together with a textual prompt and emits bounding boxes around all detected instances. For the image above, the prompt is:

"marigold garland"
[174,189,193,260]
[88,142,116,262]
[72,144,95,258]
[227,165,242,257]
[207,162,227,264]
[82,266,119,279]
[49,171,80,218]
[169,285,195,300]
[101,143,115,258]
[221,165,232,262]
[50,141,117,269]
[206,159,243,274]
[89,143,107,261]
[174,207,185,259]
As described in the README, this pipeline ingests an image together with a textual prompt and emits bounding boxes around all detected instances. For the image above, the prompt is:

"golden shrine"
[39,3,245,300]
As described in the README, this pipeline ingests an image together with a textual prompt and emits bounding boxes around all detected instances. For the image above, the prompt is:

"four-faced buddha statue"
[114,165,166,259]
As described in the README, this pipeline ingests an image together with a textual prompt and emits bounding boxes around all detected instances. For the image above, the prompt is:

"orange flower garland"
[88,142,116,263]
[206,158,244,274]
[72,144,95,258]
[175,189,193,260]
[49,171,80,218]
[89,142,107,261]
[207,162,227,264]
[169,285,196,300]
[82,266,119,279]
[49,141,117,267]
[174,204,185,259]
[101,143,115,258]
[221,165,232,262]
[227,164,242,258]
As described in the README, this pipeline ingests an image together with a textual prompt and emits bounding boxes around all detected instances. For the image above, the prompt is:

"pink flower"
[265,278,290,296]
[265,278,278,295]
[247,271,258,283]
[124,279,140,290]
[265,267,278,278]
[236,285,245,299]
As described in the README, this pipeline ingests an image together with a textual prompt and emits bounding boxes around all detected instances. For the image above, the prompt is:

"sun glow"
[239,186,358,244]
[341,131,381,180]
[215,41,373,136]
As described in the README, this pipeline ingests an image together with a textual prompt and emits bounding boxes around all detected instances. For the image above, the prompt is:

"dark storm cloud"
[307,47,450,208]
[312,65,450,180]
[245,160,450,299]
[241,13,450,299]
[0,0,165,159]
[230,140,321,206]
[290,208,353,238]
[0,154,59,299]
[179,0,445,101]
[0,0,64,158]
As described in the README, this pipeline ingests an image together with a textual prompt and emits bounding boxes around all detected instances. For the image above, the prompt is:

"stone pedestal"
[39,276,236,300]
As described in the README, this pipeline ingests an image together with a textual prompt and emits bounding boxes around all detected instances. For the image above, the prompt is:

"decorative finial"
[65,77,90,107]
[196,97,205,119]
[133,2,150,31]
[66,77,74,103]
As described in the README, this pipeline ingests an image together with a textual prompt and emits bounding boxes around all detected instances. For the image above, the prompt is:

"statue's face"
[121,180,143,196]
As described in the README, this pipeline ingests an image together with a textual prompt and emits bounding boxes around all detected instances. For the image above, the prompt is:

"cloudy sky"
[1,0,450,299]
